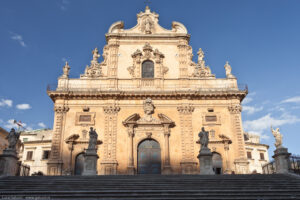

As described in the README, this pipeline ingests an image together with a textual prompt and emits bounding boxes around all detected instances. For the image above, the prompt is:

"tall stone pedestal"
[82,149,99,176]
[198,147,214,175]
[273,147,291,174]
[0,149,19,176]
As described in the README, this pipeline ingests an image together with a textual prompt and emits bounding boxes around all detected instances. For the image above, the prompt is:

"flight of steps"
[0,174,300,199]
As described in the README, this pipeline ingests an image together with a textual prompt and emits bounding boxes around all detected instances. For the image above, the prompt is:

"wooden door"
[138,139,161,174]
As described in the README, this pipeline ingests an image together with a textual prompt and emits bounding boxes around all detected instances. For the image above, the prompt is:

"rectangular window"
[42,150,51,160]
[79,115,91,122]
[205,115,217,122]
[260,152,265,160]
[26,151,33,160]
[247,151,252,159]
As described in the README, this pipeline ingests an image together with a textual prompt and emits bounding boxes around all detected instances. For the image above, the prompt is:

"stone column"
[223,141,231,174]
[273,147,291,174]
[47,105,69,175]
[127,125,135,175]
[177,104,197,174]
[0,149,19,176]
[101,104,120,175]
[163,124,172,174]
[228,104,249,174]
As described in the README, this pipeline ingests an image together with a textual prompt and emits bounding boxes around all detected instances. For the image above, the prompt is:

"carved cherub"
[271,126,283,148]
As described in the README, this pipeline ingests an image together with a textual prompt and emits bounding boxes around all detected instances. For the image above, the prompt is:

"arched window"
[142,60,154,78]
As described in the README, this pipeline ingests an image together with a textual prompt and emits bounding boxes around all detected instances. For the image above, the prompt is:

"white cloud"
[9,32,26,47]
[242,92,256,105]
[281,96,300,103]
[16,104,31,110]
[38,122,46,128]
[243,105,263,115]
[242,97,253,105]
[59,0,70,11]
[0,99,12,107]
[243,113,300,140]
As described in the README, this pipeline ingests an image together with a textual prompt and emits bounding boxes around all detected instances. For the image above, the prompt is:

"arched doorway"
[212,152,223,174]
[137,139,161,174]
[74,153,84,175]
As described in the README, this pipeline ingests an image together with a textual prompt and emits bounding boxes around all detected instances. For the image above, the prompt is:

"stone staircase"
[0,174,300,199]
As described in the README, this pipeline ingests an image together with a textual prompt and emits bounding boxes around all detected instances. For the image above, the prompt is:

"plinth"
[82,149,99,176]
[273,147,291,174]
[0,149,19,176]
[197,147,214,175]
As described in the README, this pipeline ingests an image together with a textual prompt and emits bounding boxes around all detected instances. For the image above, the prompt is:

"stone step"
[0,174,299,199]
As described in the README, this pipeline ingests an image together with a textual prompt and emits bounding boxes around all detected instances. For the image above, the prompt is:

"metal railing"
[262,155,300,175]
[262,160,276,174]
[17,162,30,176]
[290,155,300,174]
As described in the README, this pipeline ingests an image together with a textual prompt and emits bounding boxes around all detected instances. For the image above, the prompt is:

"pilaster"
[101,104,120,175]
[228,104,249,174]
[177,104,197,174]
[47,105,69,175]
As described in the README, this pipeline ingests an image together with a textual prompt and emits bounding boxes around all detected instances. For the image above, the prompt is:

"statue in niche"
[224,61,235,78]
[198,127,209,149]
[143,17,153,34]
[88,127,98,150]
[271,126,283,148]
[6,128,21,151]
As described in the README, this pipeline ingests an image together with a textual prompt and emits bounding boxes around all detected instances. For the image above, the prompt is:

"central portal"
[137,139,161,174]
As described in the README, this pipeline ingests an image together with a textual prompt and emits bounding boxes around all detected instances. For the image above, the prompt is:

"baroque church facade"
[47,6,249,175]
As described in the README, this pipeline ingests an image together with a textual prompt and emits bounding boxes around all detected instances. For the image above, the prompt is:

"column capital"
[228,104,242,114]
[103,105,120,114]
[177,104,194,114]
[54,105,69,113]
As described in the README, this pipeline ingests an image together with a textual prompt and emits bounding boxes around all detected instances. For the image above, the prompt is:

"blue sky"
[0,0,300,156]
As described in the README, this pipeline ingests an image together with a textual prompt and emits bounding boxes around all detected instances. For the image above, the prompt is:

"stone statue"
[224,61,235,78]
[144,98,154,116]
[198,127,209,149]
[6,128,20,151]
[271,126,283,148]
[92,48,100,63]
[61,61,70,78]
[144,17,153,34]
[88,127,98,150]
[197,48,204,62]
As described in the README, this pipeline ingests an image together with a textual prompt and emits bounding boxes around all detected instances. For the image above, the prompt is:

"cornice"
[48,90,247,102]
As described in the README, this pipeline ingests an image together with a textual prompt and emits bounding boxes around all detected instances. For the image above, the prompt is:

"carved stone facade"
[47,6,250,175]
[101,104,120,174]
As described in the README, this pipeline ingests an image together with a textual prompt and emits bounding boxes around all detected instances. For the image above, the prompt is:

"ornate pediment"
[107,6,188,35]
[123,98,175,127]
[127,43,168,78]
